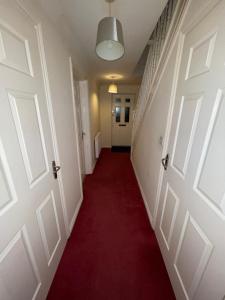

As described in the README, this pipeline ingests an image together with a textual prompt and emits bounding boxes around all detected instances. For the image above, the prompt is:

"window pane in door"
[115,106,121,122]
[115,98,121,103]
[125,107,130,123]
[125,98,131,103]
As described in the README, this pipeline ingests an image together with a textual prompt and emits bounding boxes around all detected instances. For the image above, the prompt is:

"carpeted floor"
[47,148,175,300]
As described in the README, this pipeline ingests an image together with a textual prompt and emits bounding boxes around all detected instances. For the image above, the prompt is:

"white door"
[73,79,85,180]
[0,1,65,299]
[79,80,93,174]
[112,94,134,146]
[156,1,225,299]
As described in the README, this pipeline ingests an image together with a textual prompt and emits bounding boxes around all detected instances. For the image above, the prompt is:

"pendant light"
[108,75,118,94]
[108,83,118,93]
[96,0,125,61]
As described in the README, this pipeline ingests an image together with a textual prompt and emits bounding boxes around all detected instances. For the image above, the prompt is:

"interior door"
[73,79,85,180]
[112,94,134,146]
[0,1,65,299]
[156,1,225,299]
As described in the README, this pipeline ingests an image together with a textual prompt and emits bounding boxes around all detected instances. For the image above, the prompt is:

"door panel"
[8,91,48,185]
[0,1,65,299]
[156,1,225,299]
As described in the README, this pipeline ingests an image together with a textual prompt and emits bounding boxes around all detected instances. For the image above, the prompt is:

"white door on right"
[156,1,225,300]
[112,94,134,147]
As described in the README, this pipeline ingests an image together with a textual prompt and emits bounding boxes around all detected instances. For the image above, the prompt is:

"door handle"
[161,154,169,170]
[52,161,61,179]
[82,131,86,139]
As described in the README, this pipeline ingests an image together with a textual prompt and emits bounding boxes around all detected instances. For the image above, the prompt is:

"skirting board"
[131,157,155,230]
[69,196,83,236]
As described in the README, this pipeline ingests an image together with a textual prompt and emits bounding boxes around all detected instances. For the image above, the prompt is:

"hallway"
[47,149,175,300]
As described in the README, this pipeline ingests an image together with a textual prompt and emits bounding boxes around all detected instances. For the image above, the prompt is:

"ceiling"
[36,0,167,83]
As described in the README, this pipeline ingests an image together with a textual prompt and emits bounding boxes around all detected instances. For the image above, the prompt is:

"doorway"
[111,94,134,150]
[73,78,86,180]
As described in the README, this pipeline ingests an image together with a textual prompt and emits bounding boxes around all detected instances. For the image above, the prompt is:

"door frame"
[72,76,86,180]
[79,80,93,174]
[69,58,84,185]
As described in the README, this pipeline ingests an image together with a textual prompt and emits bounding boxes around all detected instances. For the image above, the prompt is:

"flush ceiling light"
[108,83,118,93]
[96,0,125,61]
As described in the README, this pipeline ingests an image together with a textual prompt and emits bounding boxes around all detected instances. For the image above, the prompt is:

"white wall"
[132,38,180,225]
[99,84,139,148]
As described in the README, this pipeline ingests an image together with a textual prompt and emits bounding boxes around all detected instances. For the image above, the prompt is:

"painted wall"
[132,38,179,225]
[99,84,139,148]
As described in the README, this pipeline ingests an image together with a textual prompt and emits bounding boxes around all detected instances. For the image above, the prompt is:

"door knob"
[161,154,169,170]
[52,161,61,179]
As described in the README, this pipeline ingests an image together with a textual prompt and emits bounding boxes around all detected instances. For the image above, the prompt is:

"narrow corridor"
[47,149,175,300]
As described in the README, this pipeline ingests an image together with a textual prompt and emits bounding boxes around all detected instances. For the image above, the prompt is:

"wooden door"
[156,1,225,299]
[112,94,134,146]
[0,1,65,299]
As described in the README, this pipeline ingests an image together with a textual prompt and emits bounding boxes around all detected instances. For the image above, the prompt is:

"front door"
[156,1,225,299]
[112,94,134,147]
[0,1,65,299]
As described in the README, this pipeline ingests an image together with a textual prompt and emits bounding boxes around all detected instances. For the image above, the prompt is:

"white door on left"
[0,1,65,299]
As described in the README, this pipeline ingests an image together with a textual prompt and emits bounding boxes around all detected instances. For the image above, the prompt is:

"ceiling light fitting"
[96,0,125,61]
[108,83,118,94]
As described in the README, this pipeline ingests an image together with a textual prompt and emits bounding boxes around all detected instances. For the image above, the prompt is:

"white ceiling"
[36,0,167,83]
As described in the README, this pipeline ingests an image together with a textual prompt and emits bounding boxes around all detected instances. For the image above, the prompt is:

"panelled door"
[112,94,134,146]
[156,1,225,299]
[0,1,65,299]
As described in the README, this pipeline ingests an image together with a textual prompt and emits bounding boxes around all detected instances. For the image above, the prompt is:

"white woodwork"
[172,94,202,178]
[72,77,86,180]
[36,22,83,235]
[185,31,217,80]
[160,184,179,250]
[79,80,93,174]
[0,227,41,300]
[36,192,61,266]
[94,132,102,159]
[194,89,225,217]
[132,0,225,299]
[0,1,75,299]
[174,213,213,300]
[0,139,17,215]
[112,94,134,146]
[0,21,33,76]
[8,91,48,187]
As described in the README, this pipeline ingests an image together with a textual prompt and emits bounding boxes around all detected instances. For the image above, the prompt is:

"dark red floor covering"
[47,149,175,300]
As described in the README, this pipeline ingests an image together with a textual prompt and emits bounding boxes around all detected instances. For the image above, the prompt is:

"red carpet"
[47,149,175,300]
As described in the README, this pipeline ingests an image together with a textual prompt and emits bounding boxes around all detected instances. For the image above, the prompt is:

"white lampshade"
[108,83,118,93]
[96,17,125,61]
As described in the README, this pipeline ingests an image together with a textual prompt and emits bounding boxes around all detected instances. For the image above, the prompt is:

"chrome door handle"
[161,154,169,170]
[52,161,61,179]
